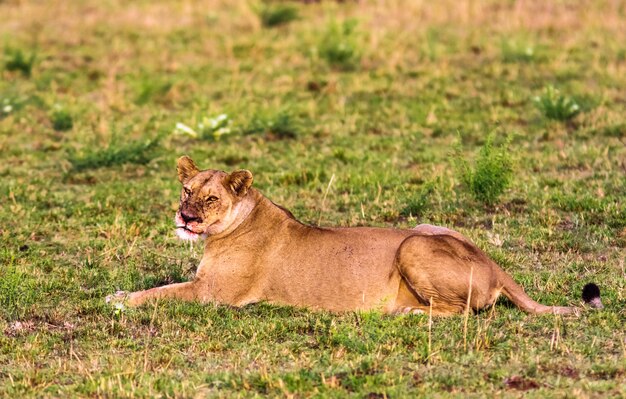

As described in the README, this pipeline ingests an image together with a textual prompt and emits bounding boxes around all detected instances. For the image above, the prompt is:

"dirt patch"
[504,376,540,391]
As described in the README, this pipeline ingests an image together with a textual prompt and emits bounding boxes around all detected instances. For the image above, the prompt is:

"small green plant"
[50,106,73,131]
[134,76,172,105]
[318,19,362,71]
[258,3,299,28]
[174,113,234,141]
[68,135,162,171]
[456,135,514,206]
[242,109,300,139]
[501,40,536,63]
[4,47,36,76]
[533,86,581,121]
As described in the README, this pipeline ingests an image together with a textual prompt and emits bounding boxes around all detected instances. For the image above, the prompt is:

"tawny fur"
[116,156,578,316]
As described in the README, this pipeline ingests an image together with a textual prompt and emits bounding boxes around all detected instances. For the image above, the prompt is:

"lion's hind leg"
[394,234,501,316]
[392,278,457,316]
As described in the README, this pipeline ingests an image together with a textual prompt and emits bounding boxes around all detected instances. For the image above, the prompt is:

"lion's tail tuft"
[582,282,603,309]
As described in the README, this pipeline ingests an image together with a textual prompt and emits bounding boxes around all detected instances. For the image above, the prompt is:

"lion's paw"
[105,290,129,306]
[396,306,426,315]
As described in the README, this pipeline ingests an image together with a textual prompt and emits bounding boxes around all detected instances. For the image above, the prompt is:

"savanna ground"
[1,0,625,397]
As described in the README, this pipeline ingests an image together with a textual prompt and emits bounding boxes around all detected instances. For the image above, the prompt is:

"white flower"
[174,122,198,137]
[213,126,232,138]
[114,302,126,316]
[204,114,229,130]
[175,114,232,140]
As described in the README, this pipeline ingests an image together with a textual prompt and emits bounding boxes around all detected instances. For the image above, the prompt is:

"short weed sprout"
[501,40,536,63]
[456,135,514,206]
[50,106,73,131]
[533,85,581,121]
[257,3,299,28]
[4,47,36,77]
[242,109,301,140]
[134,76,172,105]
[318,19,362,71]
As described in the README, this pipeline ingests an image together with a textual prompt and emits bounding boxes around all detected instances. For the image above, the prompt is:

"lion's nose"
[180,211,201,224]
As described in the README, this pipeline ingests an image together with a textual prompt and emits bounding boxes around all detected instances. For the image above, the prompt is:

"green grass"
[1,0,625,397]
[317,18,362,71]
[68,135,162,171]
[456,134,514,206]
[3,47,36,76]
[257,2,299,28]
[50,106,73,131]
[0,262,37,320]
[500,39,541,63]
[241,108,302,139]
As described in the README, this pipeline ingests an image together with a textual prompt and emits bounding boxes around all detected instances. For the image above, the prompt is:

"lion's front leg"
[109,281,201,307]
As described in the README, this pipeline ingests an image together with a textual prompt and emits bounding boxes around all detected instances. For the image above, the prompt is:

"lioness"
[110,156,587,316]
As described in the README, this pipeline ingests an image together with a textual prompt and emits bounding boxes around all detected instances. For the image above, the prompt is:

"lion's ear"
[177,156,199,183]
[226,170,253,197]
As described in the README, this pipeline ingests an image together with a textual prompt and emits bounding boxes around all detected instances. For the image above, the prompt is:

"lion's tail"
[494,267,582,315]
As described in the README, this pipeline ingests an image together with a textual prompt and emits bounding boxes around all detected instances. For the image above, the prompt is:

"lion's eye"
[183,188,192,196]
[207,196,219,202]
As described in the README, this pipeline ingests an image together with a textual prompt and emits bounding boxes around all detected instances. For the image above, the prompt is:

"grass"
[317,18,362,71]
[50,106,73,131]
[257,2,299,28]
[0,93,26,119]
[501,39,540,63]
[456,134,514,206]
[400,180,436,217]
[3,47,36,76]
[68,135,162,172]
[134,75,173,106]
[0,264,37,320]
[1,0,625,397]
[241,108,302,139]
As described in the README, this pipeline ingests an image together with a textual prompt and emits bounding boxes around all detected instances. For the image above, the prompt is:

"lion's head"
[174,156,253,241]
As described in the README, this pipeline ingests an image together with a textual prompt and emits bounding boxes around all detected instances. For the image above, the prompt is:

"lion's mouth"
[175,225,205,241]
[176,225,201,233]
[174,214,205,241]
